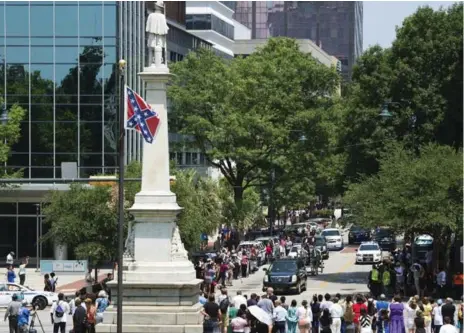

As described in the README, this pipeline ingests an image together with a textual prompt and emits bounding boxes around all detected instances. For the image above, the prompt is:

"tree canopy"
[344,144,463,240]
[339,3,463,187]
[168,38,340,207]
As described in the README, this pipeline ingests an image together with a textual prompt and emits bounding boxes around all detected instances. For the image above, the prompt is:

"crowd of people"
[200,287,464,333]
[4,289,110,333]
[368,252,463,301]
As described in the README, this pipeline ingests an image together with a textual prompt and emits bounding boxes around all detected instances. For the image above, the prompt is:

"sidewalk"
[8,268,112,296]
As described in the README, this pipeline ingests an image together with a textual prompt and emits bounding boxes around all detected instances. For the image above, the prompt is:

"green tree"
[168,38,340,206]
[43,184,129,267]
[340,4,463,185]
[344,143,463,247]
[171,170,225,251]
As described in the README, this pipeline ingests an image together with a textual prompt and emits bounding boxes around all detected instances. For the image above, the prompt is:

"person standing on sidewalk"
[18,257,28,286]
[6,251,14,267]
[4,293,21,333]
[50,292,70,333]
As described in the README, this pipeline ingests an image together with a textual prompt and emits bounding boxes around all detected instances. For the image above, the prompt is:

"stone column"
[99,66,202,333]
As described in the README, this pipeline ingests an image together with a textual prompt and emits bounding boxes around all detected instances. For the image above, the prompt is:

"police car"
[355,241,382,264]
[0,282,58,309]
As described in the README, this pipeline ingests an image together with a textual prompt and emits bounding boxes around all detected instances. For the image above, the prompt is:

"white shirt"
[436,271,446,286]
[273,306,288,322]
[6,254,13,265]
[233,295,247,308]
[432,305,443,326]
[321,301,334,311]
[330,303,344,319]
[440,324,458,333]
[18,264,26,276]
[297,306,313,324]
[50,300,70,323]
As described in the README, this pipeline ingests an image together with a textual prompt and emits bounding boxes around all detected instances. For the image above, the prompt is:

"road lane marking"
[317,257,354,289]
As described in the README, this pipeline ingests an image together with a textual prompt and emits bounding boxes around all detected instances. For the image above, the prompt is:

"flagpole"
[117,58,126,333]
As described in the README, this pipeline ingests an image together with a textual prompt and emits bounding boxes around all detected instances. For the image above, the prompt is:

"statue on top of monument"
[146,1,169,67]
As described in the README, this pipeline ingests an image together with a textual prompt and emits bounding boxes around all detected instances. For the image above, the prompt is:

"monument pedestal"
[98,281,203,333]
[98,63,202,332]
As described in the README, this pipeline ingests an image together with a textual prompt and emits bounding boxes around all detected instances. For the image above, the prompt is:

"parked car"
[355,242,382,264]
[237,241,266,266]
[314,235,329,260]
[348,225,371,244]
[0,283,58,309]
[321,228,344,250]
[262,258,307,294]
[373,228,396,252]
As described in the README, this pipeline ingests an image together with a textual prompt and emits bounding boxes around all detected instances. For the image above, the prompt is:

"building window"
[192,152,198,165]
[186,14,211,30]
[185,152,192,165]
[176,152,183,166]
[170,51,177,63]
[200,153,205,165]
[177,53,184,62]
[186,14,234,40]
[169,152,176,161]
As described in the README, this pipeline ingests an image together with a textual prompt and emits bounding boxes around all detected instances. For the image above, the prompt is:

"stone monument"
[99,2,203,332]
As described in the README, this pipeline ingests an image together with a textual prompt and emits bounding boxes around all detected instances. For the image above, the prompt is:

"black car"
[373,228,396,252]
[262,258,307,294]
[348,226,371,244]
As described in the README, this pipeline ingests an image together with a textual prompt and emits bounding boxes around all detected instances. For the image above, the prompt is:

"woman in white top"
[432,300,443,333]
[405,302,418,333]
[297,300,313,333]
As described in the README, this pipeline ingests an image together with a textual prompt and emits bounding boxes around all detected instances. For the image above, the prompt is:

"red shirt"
[266,245,272,254]
[353,303,367,324]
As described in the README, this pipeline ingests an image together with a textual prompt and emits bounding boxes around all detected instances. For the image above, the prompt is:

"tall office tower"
[234,1,363,80]
[0,1,211,260]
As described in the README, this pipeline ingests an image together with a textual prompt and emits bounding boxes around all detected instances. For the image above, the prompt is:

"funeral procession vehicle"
[348,225,371,244]
[0,283,58,309]
[373,227,396,252]
[355,242,382,264]
[262,258,308,294]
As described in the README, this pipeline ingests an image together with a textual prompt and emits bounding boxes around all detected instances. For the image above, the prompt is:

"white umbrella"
[248,305,273,326]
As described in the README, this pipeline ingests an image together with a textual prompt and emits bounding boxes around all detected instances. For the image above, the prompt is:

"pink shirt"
[231,317,248,332]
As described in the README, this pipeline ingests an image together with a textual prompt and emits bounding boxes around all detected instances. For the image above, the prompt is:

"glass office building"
[0,1,212,260]
[234,1,363,80]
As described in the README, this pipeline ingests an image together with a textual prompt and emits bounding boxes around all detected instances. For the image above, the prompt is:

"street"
[0,236,372,333]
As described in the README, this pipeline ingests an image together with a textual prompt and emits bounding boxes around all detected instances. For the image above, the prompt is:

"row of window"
[0,3,117,38]
[169,152,208,167]
[1,46,116,64]
[169,51,184,63]
[186,14,235,40]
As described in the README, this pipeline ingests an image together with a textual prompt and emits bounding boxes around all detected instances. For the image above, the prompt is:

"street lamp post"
[34,203,40,272]
[116,58,126,333]
[379,101,417,152]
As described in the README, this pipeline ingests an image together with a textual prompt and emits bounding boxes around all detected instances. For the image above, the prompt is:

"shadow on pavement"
[308,271,368,285]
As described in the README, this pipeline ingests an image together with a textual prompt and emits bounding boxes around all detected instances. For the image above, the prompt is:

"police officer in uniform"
[368,265,382,298]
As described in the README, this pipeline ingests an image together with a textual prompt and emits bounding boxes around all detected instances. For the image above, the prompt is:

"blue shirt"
[273,306,288,322]
[96,298,109,313]
[199,296,207,305]
[376,301,389,314]
[18,307,30,327]
[7,270,16,283]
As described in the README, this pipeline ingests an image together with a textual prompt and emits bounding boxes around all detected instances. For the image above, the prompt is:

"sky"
[363,1,456,50]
